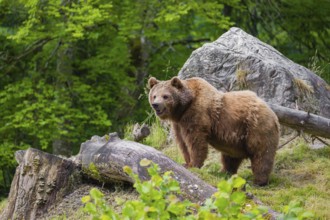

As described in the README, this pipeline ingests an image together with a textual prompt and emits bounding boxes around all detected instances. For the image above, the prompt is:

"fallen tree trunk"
[268,104,330,139]
[78,133,281,219]
[78,133,217,203]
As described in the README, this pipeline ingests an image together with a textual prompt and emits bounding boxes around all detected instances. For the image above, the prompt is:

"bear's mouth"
[156,108,165,115]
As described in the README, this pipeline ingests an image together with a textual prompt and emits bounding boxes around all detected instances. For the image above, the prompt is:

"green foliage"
[83,159,312,220]
[0,142,28,195]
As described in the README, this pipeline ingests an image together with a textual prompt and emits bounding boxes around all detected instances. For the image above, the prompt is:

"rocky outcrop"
[178,27,330,118]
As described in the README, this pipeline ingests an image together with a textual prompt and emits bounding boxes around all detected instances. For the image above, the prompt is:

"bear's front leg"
[173,123,191,167]
[250,154,275,186]
[177,139,191,167]
[186,135,208,168]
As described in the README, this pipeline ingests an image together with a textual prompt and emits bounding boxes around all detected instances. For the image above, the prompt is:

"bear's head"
[148,76,193,121]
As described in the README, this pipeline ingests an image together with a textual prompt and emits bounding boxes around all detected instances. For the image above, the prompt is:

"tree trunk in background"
[52,45,73,156]
[0,148,80,220]
[52,139,72,156]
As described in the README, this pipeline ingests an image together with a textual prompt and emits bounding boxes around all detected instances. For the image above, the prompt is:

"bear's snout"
[152,103,159,109]
[151,103,166,116]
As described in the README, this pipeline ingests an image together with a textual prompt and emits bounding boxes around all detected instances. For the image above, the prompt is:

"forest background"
[0,0,329,198]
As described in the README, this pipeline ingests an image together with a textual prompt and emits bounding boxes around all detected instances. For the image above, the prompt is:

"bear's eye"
[163,95,169,100]
[153,95,156,99]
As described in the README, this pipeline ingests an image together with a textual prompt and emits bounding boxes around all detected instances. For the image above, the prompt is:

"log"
[78,132,281,219]
[0,148,81,220]
[78,133,216,203]
[2,133,281,219]
[268,104,330,139]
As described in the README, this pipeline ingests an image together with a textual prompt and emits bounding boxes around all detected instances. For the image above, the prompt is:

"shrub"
[82,159,269,219]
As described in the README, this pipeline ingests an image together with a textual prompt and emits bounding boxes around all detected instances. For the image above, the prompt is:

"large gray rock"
[179,27,330,118]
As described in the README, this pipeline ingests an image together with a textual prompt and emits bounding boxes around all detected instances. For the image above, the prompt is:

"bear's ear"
[148,77,159,89]
[171,77,183,89]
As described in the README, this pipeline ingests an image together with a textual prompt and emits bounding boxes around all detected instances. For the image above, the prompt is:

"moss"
[22,164,31,176]
[88,163,100,178]
[104,134,110,141]
[83,163,103,182]
[32,156,41,172]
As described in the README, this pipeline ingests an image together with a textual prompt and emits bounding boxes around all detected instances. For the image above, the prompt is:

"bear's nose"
[152,103,159,109]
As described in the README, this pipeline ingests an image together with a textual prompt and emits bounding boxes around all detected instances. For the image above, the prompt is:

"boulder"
[178,27,330,118]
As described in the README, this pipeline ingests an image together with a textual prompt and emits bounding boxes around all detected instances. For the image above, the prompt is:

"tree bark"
[0,148,81,220]
[268,103,330,139]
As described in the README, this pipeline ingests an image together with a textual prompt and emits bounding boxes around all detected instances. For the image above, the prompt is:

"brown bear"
[148,76,280,186]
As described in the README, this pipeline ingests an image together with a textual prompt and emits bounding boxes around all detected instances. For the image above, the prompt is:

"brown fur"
[148,76,280,186]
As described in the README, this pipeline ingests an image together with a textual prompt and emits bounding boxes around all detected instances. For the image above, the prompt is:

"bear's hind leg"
[221,154,243,174]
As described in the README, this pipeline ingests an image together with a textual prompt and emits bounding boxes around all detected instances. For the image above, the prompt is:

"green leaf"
[301,211,315,218]
[214,197,230,212]
[231,191,246,205]
[90,188,104,200]
[81,195,91,204]
[232,176,246,189]
[217,180,232,193]
[123,166,132,175]
[84,202,97,214]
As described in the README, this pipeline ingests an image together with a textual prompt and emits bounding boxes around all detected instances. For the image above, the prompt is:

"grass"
[142,119,168,149]
[250,140,330,219]
[236,66,249,89]
[293,78,314,95]
[124,118,169,150]
[158,132,329,219]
